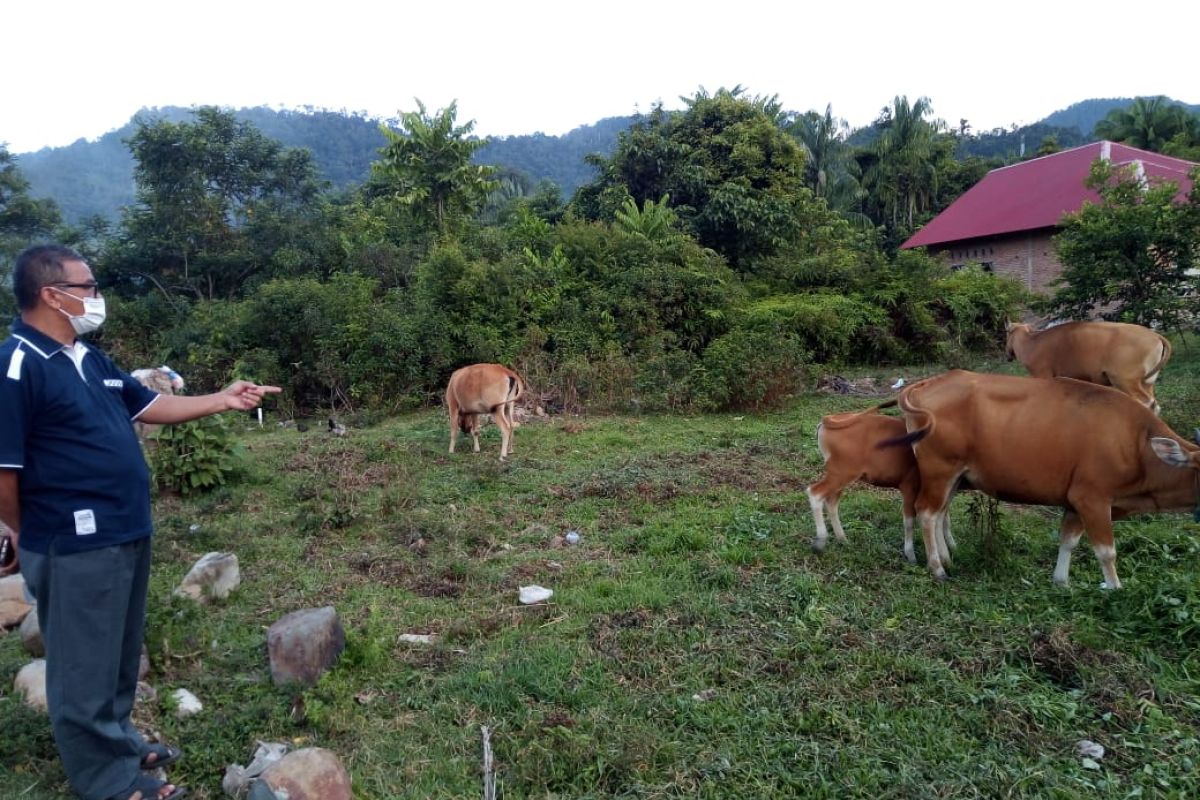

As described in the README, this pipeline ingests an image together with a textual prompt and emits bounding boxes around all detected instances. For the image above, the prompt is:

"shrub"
[149,415,243,496]
[739,293,885,364]
[698,327,808,411]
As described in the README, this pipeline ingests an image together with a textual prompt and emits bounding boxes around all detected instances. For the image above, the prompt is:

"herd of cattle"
[137,323,1188,591]
[808,320,1185,589]
[440,321,1190,591]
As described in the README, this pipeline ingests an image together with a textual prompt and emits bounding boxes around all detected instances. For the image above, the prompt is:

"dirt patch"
[411,577,464,598]
[347,552,413,586]
[1027,626,1118,688]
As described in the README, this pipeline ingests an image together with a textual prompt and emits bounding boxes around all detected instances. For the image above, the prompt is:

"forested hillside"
[16,96,1198,225]
[1042,97,1200,137]
[15,108,628,225]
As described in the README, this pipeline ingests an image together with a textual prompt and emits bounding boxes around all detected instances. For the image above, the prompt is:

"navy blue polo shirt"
[0,318,162,554]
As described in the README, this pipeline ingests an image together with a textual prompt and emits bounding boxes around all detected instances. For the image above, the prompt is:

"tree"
[860,97,944,229]
[1044,160,1200,330]
[371,100,498,235]
[114,107,322,302]
[1093,96,1199,153]
[788,105,859,201]
[1,146,63,314]
[572,87,815,268]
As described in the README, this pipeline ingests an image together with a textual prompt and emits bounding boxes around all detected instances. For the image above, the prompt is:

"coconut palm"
[1094,96,1196,153]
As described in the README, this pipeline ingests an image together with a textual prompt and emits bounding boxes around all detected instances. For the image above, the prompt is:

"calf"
[446,363,525,461]
[808,405,954,564]
[894,370,1200,588]
[1006,320,1171,413]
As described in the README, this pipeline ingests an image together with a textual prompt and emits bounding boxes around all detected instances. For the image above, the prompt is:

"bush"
[698,328,808,411]
[149,415,243,496]
[739,293,885,364]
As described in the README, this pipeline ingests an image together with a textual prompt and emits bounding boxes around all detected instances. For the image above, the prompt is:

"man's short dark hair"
[13,244,85,311]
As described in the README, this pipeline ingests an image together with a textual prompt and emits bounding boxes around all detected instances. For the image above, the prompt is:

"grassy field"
[2,349,1200,799]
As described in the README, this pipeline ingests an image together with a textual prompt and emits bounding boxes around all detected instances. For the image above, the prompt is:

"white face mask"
[52,289,107,335]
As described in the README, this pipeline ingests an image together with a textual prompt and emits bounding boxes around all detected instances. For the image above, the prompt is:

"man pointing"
[0,244,280,800]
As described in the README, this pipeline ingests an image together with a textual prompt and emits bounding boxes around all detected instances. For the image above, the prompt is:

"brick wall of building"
[929,228,1062,293]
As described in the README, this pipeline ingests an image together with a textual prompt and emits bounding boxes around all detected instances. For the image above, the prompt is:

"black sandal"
[139,744,182,771]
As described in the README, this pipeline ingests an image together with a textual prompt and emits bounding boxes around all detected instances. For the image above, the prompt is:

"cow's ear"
[1150,437,1192,468]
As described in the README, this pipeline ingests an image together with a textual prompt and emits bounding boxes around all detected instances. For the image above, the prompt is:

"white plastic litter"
[171,688,203,718]
[564,531,581,545]
[1076,739,1105,759]
[398,633,437,645]
[519,585,554,605]
[891,378,905,390]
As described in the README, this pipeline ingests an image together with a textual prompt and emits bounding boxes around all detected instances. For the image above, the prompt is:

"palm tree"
[1094,96,1195,153]
[861,96,943,229]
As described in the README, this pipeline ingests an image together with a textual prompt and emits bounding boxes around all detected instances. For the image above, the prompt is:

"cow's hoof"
[811,540,827,553]
[904,552,917,565]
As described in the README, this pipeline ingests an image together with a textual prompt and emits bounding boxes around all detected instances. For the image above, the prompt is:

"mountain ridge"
[12,97,1197,226]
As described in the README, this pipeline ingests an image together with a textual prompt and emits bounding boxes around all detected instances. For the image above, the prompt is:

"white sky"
[4,0,1198,154]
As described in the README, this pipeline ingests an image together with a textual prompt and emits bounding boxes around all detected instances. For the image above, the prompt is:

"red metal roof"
[902,141,1197,249]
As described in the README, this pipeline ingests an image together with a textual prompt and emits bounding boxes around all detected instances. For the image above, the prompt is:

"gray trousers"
[20,536,153,800]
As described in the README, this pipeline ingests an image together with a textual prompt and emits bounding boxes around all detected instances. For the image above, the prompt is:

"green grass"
[3,343,1200,799]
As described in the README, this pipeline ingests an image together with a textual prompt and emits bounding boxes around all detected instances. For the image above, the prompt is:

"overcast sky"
[5,0,1198,154]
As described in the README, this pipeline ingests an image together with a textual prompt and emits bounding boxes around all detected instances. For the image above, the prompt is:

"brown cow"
[446,363,526,461]
[894,370,1200,588]
[808,404,955,564]
[1005,320,1171,413]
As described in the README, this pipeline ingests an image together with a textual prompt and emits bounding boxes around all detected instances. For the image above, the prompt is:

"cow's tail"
[505,372,525,404]
[1146,334,1173,384]
[820,398,899,431]
[878,387,933,449]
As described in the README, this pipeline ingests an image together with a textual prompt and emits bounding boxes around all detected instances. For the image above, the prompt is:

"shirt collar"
[10,317,81,359]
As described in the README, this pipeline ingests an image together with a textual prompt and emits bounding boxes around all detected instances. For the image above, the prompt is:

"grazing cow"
[130,365,185,440]
[893,370,1200,588]
[1006,320,1171,413]
[808,404,955,564]
[446,363,525,461]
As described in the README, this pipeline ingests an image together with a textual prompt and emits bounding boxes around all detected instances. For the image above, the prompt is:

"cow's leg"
[1053,511,1084,586]
[914,468,960,580]
[493,405,513,461]
[1067,498,1121,589]
[503,401,518,452]
[808,472,850,551]
[807,484,831,551]
[942,510,957,552]
[934,510,952,567]
[470,415,482,453]
[900,473,919,564]
[447,397,460,454]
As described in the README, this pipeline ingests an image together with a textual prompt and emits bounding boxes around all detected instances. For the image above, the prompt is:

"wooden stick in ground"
[482,725,495,800]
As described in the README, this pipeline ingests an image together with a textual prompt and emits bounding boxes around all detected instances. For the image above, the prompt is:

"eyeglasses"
[51,282,101,298]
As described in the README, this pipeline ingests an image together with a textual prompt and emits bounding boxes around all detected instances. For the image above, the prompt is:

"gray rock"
[175,552,241,603]
[19,607,43,656]
[223,741,290,798]
[257,748,352,800]
[14,659,46,712]
[0,574,33,629]
[267,607,345,687]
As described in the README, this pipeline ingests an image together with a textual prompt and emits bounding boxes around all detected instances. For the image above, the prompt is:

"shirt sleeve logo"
[103,379,124,388]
